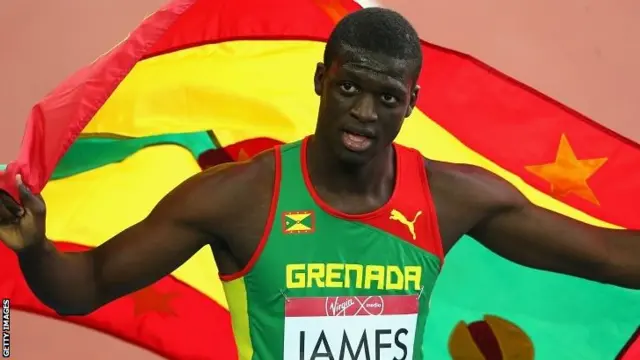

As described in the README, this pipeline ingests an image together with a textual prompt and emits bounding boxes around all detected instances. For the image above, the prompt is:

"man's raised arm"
[467,167,640,289]
[0,161,254,315]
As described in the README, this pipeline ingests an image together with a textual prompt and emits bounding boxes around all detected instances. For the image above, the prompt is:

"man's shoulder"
[423,159,526,211]
[425,159,502,185]
[162,148,278,224]
[191,148,277,198]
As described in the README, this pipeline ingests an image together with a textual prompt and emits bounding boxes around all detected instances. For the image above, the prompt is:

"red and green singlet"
[221,137,444,360]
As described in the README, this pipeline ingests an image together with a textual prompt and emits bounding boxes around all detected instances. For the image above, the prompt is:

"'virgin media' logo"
[324,296,385,316]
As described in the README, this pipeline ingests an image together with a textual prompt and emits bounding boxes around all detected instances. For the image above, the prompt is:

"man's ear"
[405,85,420,118]
[314,62,326,96]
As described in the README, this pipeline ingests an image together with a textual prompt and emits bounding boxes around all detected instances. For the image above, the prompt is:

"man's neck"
[305,136,395,197]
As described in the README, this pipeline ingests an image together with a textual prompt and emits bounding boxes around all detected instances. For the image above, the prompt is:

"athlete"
[0,7,638,360]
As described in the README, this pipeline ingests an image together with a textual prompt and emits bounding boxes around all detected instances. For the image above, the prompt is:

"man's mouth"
[341,130,374,152]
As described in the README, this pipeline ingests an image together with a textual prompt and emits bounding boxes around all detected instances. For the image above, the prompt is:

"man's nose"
[349,94,378,122]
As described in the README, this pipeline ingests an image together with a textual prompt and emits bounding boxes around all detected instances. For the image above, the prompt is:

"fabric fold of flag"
[0,0,197,200]
[0,0,638,359]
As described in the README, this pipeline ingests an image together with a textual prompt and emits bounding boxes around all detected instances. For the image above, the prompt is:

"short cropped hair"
[323,8,423,78]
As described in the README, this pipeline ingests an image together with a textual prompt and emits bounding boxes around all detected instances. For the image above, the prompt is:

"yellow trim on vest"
[223,277,253,359]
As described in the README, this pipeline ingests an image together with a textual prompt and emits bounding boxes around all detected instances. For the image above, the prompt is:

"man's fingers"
[0,192,22,219]
[16,174,31,200]
[0,204,16,224]
[15,174,43,212]
[3,198,23,218]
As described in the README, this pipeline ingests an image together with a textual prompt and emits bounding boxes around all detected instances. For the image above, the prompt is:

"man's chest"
[240,229,437,360]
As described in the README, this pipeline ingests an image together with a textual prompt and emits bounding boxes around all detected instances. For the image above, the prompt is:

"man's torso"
[208,140,494,274]
[199,138,498,359]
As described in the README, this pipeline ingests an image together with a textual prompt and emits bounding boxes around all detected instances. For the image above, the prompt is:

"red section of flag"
[148,0,360,58]
[617,328,640,360]
[0,242,237,359]
[417,44,640,229]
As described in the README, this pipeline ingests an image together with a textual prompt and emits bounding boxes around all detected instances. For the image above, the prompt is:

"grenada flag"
[0,0,639,359]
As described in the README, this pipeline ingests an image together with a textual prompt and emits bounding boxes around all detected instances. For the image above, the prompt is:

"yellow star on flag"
[525,134,608,205]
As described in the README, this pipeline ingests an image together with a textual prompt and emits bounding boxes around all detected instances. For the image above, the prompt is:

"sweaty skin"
[0,46,639,317]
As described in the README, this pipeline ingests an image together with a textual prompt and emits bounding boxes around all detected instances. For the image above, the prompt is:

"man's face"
[313,47,419,165]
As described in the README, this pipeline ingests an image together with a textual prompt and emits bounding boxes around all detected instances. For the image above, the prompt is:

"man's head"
[313,7,422,164]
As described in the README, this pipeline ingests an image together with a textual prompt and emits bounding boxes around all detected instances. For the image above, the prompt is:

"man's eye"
[381,94,397,104]
[339,82,357,93]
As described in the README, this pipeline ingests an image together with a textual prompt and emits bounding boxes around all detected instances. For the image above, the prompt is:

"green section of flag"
[0,164,5,171]
[52,132,215,180]
[425,235,637,359]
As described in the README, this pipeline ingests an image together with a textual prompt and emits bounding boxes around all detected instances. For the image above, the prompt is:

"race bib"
[284,295,419,360]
